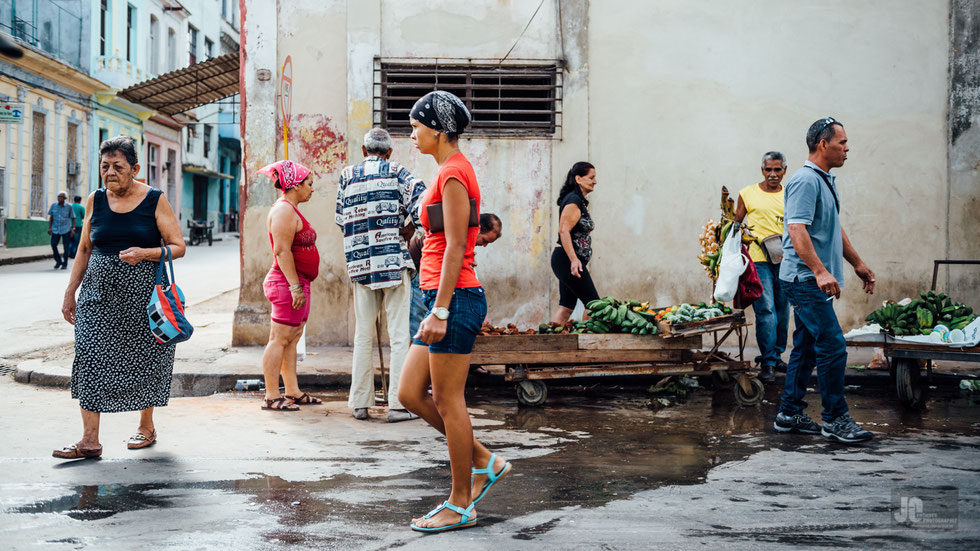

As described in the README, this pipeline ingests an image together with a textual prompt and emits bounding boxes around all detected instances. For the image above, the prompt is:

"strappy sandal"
[410,501,478,533]
[52,444,103,460]
[261,397,299,411]
[471,453,512,505]
[127,430,157,450]
[283,392,322,405]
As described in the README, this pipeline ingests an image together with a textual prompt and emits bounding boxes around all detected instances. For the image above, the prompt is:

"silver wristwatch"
[431,307,450,320]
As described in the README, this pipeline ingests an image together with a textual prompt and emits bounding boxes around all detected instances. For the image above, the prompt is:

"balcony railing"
[93,56,146,89]
[0,0,84,69]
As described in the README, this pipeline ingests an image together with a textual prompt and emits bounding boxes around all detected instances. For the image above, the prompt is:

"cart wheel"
[894,358,923,408]
[733,377,765,407]
[189,234,198,247]
[516,380,548,407]
[207,229,213,246]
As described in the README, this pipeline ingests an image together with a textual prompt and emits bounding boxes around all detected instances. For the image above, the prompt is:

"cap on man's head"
[57,191,68,198]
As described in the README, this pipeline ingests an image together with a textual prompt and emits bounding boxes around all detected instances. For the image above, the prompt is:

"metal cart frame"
[471,312,761,406]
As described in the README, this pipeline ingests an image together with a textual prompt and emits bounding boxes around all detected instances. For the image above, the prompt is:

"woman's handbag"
[759,234,784,264]
[425,198,479,233]
[147,246,193,344]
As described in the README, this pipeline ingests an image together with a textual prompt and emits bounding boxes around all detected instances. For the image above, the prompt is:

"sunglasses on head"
[814,116,838,138]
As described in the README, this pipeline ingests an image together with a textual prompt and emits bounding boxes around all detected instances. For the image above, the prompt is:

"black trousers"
[551,247,599,309]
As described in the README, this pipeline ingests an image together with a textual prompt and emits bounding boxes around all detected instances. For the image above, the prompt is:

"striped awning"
[118,53,239,116]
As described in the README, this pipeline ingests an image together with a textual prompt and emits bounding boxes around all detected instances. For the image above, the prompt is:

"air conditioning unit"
[66,161,80,175]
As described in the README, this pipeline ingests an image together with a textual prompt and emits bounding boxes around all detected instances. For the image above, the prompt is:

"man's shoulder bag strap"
[805,165,840,213]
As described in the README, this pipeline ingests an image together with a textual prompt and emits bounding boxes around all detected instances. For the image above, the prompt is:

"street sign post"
[280,56,292,160]
[279,56,305,358]
[0,102,25,124]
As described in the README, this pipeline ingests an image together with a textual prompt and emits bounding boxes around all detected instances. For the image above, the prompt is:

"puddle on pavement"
[9,383,979,544]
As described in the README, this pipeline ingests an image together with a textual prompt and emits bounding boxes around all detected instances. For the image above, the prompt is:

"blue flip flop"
[410,500,477,533]
[471,453,512,505]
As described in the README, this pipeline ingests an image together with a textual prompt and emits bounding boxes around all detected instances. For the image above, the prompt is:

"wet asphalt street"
[1,373,978,550]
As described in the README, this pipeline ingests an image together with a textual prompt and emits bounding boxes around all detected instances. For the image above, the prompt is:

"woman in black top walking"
[551,161,599,324]
[54,136,186,459]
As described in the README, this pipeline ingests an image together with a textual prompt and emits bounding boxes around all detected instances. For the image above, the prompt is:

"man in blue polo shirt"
[773,117,877,444]
[47,190,75,270]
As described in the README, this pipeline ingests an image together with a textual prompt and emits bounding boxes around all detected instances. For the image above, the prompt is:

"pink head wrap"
[256,160,311,192]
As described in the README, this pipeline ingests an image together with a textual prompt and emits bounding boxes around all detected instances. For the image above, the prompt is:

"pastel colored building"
[0,0,96,247]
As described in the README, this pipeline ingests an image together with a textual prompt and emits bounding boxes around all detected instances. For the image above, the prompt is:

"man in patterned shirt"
[336,128,425,423]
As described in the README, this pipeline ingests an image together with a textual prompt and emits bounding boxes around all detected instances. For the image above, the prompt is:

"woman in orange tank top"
[398,91,511,533]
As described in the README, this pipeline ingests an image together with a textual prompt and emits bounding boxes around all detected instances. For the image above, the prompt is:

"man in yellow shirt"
[735,151,789,383]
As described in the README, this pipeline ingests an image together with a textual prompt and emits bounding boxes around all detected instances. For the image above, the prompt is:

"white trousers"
[350,270,411,410]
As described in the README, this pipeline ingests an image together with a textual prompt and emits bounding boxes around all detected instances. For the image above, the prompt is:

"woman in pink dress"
[257,160,323,411]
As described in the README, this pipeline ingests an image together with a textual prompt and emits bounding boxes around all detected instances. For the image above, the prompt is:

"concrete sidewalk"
[0,232,240,266]
[0,244,53,266]
[10,282,977,398]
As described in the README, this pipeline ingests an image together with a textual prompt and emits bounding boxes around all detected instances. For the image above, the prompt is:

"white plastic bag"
[713,225,749,303]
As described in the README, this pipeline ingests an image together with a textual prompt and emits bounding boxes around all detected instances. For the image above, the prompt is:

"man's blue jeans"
[753,261,789,366]
[409,273,427,337]
[50,232,70,265]
[778,278,849,422]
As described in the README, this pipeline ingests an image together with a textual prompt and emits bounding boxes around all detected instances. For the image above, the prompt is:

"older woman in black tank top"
[54,136,186,460]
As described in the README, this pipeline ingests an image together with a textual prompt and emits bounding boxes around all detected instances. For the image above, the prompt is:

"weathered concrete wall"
[238,0,962,344]
[587,0,951,328]
[233,0,279,345]
[382,1,585,329]
[948,0,980,297]
[237,0,351,346]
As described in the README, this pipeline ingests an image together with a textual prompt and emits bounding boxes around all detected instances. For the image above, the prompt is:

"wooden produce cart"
[471,311,760,406]
[846,336,980,407]
[845,258,980,407]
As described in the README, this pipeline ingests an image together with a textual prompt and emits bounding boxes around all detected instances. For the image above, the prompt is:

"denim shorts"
[412,287,487,354]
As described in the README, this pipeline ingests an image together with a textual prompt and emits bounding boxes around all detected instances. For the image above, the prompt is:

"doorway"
[192,174,208,222]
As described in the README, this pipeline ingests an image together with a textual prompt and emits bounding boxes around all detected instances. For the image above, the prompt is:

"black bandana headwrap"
[410,91,471,134]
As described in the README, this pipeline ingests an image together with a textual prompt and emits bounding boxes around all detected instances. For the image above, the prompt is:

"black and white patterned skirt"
[71,254,176,413]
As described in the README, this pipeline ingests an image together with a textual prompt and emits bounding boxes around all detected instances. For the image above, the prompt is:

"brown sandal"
[261,397,299,411]
[284,392,322,405]
[127,430,157,450]
[52,444,103,459]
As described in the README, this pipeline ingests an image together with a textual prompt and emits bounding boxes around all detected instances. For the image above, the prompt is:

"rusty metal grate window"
[375,59,562,137]
[29,174,45,217]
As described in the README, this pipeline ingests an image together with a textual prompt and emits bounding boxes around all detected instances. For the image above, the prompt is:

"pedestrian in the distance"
[398,91,511,532]
[257,159,323,411]
[551,162,599,324]
[48,191,75,269]
[774,117,876,443]
[735,151,790,383]
[67,195,85,259]
[55,136,186,459]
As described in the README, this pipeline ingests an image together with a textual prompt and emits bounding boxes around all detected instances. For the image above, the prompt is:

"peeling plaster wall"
[239,0,962,345]
[342,0,577,337]
[587,0,951,329]
[238,0,352,346]
[948,0,980,297]
[234,0,280,345]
